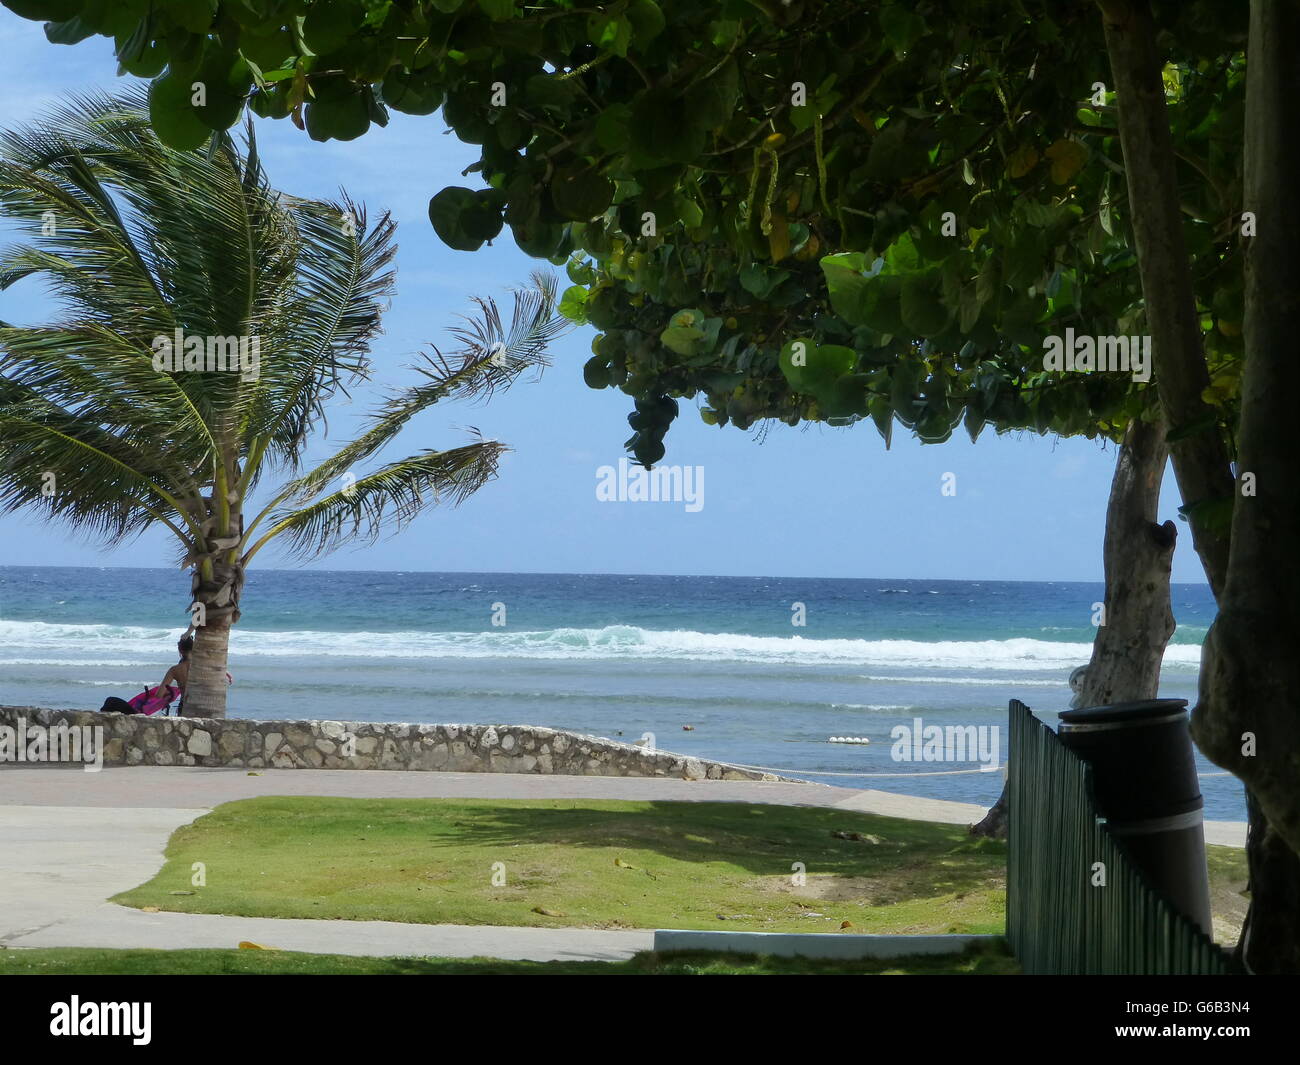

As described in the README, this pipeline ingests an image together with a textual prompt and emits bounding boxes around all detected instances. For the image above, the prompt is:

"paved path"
[0,765,1244,961]
[0,764,1245,841]
[0,762,987,820]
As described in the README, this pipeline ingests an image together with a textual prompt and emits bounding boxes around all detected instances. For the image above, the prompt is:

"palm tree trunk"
[183,507,245,720]
[185,616,233,719]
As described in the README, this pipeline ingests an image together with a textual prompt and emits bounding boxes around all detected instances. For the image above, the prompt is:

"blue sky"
[0,12,1210,583]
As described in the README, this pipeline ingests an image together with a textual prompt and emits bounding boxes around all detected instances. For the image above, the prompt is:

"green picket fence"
[1005,699,1232,975]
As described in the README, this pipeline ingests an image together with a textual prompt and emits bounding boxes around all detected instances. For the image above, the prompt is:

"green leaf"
[631,90,705,164]
[6,0,80,19]
[627,0,666,44]
[674,194,704,231]
[869,393,893,447]
[862,276,905,335]
[382,67,444,115]
[559,285,589,324]
[958,285,981,333]
[550,165,614,221]
[739,264,790,301]
[686,57,739,130]
[478,0,516,19]
[116,18,167,78]
[248,85,291,119]
[586,13,632,56]
[240,27,297,72]
[821,252,872,324]
[428,186,504,251]
[779,339,856,394]
[305,84,371,142]
[565,257,596,285]
[820,372,873,417]
[975,255,1000,306]
[190,50,253,131]
[303,0,365,55]
[1176,496,1234,535]
[1020,200,1064,227]
[900,273,952,337]
[584,353,613,389]
[659,309,721,359]
[880,6,926,55]
[148,70,213,151]
[595,103,632,152]
[525,73,579,114]
[882,232,921,275]
[865,121,912,182]
[891,358,922,405]
[45,15,96,45]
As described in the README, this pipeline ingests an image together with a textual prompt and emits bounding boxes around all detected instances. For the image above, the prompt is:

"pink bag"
[128,685,179,716]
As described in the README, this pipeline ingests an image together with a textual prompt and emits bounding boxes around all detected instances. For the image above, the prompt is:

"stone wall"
[0,705,787,782]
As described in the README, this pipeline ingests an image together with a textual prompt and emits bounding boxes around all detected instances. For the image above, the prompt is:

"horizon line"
[0,562,1214,587]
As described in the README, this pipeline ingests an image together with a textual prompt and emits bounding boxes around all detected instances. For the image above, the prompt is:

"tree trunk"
[184,614,233,720]
[181,507,245,720]
[972,415,1175,837]
[1073,414,1175,708]
[1097,0,1235,598]
[1192,0,1300,974]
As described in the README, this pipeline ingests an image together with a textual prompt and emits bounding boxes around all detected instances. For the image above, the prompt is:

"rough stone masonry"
[0,706,788,782]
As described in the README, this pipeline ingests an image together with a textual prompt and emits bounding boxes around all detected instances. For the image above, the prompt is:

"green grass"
[1206,841,1250,944]
[0,944,1020,976]
[113,797,1009,934]
[108,796,1248,943]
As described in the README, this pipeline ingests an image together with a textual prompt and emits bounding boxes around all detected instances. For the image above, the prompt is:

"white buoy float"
[828,736,870,745]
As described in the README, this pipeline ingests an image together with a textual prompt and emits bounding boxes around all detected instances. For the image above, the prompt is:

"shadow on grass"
[162,796,1007,898]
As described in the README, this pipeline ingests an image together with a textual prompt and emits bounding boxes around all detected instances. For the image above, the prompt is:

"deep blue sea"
[0,566,1243,820]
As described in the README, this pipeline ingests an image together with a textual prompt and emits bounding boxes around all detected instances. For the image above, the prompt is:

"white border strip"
[652,930,999,959]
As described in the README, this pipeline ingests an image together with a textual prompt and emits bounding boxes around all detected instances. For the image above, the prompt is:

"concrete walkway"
[0,762,986,819]
[0,764,1245,961]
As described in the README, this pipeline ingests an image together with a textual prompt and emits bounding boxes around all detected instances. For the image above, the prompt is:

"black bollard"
[1057,698,1213,935]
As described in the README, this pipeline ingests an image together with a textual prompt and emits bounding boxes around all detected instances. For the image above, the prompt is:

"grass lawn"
[110,796,1249,942]
[113,797,1010,934]
[0,944,1020,976]
[1206,841,1250,946]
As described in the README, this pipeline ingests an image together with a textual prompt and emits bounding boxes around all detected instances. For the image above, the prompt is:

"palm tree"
[0,90,567,718]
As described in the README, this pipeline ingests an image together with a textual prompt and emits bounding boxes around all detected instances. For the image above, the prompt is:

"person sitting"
[99,635,193,716]
[156,634,194,712]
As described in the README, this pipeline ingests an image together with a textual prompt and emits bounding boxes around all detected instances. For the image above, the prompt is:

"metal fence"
[1005,699,1233,975]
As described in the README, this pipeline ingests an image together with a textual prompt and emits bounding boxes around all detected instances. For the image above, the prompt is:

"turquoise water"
[0,565,1241,819]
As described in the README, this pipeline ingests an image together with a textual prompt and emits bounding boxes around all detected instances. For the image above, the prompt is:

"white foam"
[0,618,1204,672]
[831,703,914,711]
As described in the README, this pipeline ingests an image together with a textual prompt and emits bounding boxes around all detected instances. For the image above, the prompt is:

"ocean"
[0,565,1243,820]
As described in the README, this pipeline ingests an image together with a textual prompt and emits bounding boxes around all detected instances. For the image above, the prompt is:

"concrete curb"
[652,929,1001,959]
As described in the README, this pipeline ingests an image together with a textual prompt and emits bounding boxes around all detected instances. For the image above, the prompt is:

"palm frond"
[420,270,567,405]
[248,439,505,564]
[258,276,565,518]
[0,89,553,576]
[0,377,194,545]
[246,196,397,475]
